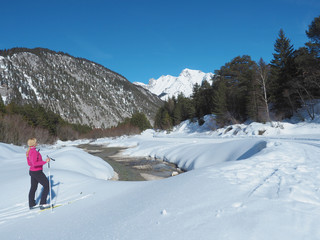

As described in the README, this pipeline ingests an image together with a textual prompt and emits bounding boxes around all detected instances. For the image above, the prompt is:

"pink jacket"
[27,147,46,171]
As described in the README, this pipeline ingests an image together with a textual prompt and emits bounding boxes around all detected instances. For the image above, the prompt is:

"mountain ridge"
[0,47,163,128]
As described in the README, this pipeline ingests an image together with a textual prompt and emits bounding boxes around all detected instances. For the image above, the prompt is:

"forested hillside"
[155,16,320,129]
[0,48,162,128]
[0,101,151,145]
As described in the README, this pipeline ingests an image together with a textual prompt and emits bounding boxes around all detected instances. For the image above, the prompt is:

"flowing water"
[77,144,183,181]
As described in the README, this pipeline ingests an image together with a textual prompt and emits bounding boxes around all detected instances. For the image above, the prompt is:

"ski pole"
[47,155,55,212]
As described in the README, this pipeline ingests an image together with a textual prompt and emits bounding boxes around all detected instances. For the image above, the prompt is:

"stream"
[77,144,183,181]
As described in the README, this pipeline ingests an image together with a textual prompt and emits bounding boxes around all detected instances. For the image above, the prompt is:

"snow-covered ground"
[1,113,320,239]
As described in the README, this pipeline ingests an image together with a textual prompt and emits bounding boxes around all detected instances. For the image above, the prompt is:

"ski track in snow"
[220,138,320,206]
[0,193,93,224]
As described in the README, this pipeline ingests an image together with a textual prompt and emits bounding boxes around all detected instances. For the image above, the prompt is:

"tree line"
[0,99,151,145]
[155,16,320,129]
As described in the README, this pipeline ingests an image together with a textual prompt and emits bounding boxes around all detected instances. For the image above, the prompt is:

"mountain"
[0,48,163,128]
[134,68,214,100]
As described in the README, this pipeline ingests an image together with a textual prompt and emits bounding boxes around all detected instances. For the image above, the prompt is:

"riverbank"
[77,144,183,181]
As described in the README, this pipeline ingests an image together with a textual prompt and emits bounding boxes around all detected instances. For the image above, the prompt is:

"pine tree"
[173,104,182,125]
[213,78,229,126]
[193,80,214,121]
[179,94,195,121]
[130,112,152,131]
[154,108,172,130]
[271,29,295,69]
[173,93,189,125]
[269,29,298,118]
[161,110,172,130]
[200,80,214,117]
[306,15,320,57]
[213,55,256,123]
[293,16,320,119]
[191,83,202,119]
[304,15,320,93]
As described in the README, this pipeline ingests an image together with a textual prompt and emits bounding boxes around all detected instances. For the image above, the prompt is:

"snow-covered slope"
[135,68,214,100]
[0,48,163,127]
[2,112,320,239]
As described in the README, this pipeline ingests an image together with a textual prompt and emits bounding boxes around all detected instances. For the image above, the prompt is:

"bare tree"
[256,58,272,124]
[294,82,317,120]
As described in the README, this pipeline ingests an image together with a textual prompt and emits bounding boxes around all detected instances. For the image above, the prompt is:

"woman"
[26,138,51,210]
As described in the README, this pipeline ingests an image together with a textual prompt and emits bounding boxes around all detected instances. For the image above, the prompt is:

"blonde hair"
[28,138,37,147]
[26,138,37,157]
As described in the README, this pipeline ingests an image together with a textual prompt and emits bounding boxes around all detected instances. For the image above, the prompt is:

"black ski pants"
[28,170,49,207]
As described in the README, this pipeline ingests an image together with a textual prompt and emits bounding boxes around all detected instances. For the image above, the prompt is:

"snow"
[0,93,7,103]
[25,73,41,100]
[0,56,5,69]
[134,68,214,100]
[1,112,320,239]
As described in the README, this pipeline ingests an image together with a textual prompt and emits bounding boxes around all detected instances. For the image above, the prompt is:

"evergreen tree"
[154,108,172,130]
[191,83,201,118]
[172,94,184,125]
[269,29,298,118]
[164,97,176,118]
[161,110,172,130]
[293,48,319,120]
[293,16,320,119]
[130,112,152,131]
[173,104,182,125]
[200,80,214,117]
[192,80,214,121]
[173,93,196,125]
[212,78,229,126]
[306,15,320,57]
[154,93,196,130]
[179,94,195,121]
[303,15,320,94]
[214,55,257,123]
[271,29,295,69]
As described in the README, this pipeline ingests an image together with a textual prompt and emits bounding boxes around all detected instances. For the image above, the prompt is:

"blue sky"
[1,0,320,84]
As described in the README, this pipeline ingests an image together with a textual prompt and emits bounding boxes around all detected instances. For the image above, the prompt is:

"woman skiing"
[26,138,51,210]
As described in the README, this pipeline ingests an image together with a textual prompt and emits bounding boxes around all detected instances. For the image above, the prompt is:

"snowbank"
[45,146,114,180]
[2,110,320,239]
[167,107,320,138]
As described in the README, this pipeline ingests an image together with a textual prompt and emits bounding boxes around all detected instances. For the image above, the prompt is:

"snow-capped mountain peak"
[134,68,214,101]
